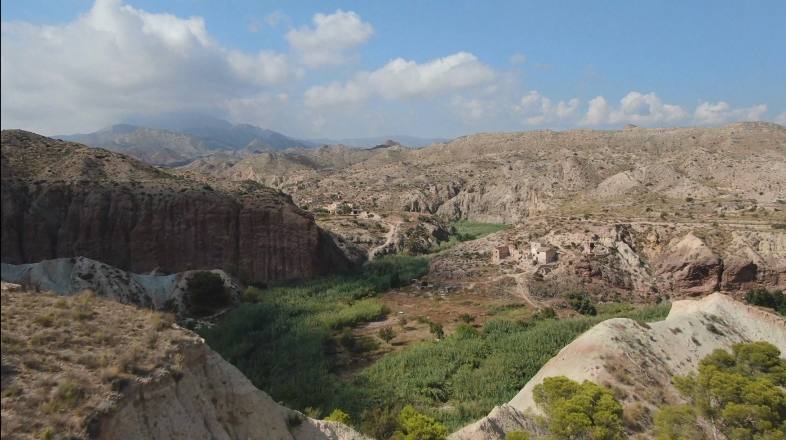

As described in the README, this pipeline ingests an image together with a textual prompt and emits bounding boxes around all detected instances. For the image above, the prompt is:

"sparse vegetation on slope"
[1,289,195,439]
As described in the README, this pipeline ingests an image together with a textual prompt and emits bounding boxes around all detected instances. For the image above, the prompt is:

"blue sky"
[2,0,784,138]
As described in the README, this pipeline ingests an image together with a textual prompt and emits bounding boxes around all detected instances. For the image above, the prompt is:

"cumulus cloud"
[1,0,295,134]
[580,92,688,126]
[694,101,768,125]
[285,10,374,68]
[513,91,579,125]
[304,52,497,107]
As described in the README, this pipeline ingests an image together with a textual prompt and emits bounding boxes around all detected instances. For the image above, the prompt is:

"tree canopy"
[533,376,623,440]
[655,341,786,440]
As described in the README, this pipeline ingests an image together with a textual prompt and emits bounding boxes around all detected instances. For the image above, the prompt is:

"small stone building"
[530,242,556,264]
[492,246,511,263]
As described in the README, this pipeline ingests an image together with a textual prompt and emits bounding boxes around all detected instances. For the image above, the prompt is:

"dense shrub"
[393,405,448,440]
[533,376,623,440]
[185,271,229,316]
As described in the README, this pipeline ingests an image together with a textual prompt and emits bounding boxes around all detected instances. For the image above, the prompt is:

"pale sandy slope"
[449,293,786,440]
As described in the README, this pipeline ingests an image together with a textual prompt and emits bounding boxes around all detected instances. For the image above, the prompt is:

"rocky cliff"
[1,130,351,283]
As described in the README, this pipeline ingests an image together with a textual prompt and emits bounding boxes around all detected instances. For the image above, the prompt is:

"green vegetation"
[199,255,430,412]
[452,220,511,240]
[185,271,230,316]
[344,303,670,432]
[379,326,396,344]
[200,252,671,436]
[324,409,352,425]
[533,376,623,440]
[654,341,786,440]
[505,432,530,440]
[429,220,512,253]
[392,405,449,440]
[745,288,786,316]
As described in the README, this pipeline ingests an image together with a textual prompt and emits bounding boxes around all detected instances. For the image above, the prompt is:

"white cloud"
[1,0,295,134]
[509,53,527,64]
[511,91,579,125]
[694,101,768,125]
[304,52,497,108]
[285,10,374,68]
[775,112,786,126]
[580,92,688,126]
[369,52,497,100]
[581,96,611,126]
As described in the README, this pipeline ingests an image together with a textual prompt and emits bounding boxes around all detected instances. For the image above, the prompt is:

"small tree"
[533,376,623,440]
[393,405,448,440]
[185,271,230,316]
[379,326,396,344]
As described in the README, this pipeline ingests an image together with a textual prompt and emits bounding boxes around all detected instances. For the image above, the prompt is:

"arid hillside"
[0,286,368,440]
[1,130,352,283]
[183,122,786,223]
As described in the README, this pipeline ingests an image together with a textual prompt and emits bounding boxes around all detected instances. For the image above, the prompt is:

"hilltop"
[184,122,785,222]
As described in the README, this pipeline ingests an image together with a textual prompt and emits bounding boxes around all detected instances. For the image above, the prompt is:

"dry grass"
[0,289,200,439]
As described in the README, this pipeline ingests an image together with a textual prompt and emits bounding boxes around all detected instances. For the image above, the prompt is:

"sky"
[1,0,785,139]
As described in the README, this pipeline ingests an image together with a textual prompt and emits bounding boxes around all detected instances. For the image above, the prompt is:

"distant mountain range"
[308,135,448,148]
[53,114,448,166]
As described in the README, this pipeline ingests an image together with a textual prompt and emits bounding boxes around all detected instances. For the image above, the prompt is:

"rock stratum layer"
[1,130,351,283]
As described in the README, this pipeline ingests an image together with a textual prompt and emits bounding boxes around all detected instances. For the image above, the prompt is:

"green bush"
[533,376,623,440]
[393,405,448,440]
[324,408,351,425]
[185,271,229,316]
[504,432,530,440]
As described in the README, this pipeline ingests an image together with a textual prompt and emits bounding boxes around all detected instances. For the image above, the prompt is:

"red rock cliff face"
[1,130,351,282]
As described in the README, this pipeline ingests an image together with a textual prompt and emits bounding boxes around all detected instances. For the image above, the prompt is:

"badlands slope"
[449,293,786,439]
[0,287,368,440]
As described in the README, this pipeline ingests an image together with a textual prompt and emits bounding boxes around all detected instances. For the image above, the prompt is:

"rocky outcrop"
[1,130,352,283]
[1,257,241,311]
[654,233,723,295]
[96,342,370,440]
[450,294,786,440]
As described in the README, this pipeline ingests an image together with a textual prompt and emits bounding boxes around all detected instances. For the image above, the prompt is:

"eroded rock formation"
[1,130,351,283]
